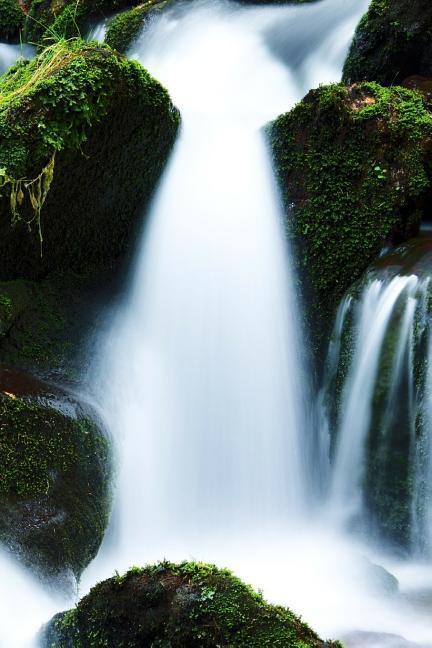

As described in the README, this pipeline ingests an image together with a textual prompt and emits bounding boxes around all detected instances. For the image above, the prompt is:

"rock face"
[40,561,343,647]
[0,38,180,280]
[269,82,432,340]
[0,366,110,582]
[343,0,432,86]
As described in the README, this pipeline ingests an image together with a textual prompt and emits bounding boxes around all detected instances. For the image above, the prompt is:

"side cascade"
[322,239,432,555]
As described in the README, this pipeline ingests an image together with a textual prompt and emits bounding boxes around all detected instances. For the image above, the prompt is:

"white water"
[9,0,432,646]
[0,43,34,75]
[329,275,420,526]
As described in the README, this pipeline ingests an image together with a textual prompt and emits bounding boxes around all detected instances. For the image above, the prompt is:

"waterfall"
[87,0,370,573]
[323,261,432,557]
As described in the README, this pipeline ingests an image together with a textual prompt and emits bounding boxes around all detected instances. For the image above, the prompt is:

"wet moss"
[0,38,180,279]
[41,561,343,647]
[343,0,432,86]
[269,82,432,346]
[0,386,110,579]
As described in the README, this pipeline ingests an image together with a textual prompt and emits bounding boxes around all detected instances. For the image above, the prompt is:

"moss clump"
[0,38,179,279]
[41,561,342,647]
[0,381,110,579]
[24,0,142,44]
[269,82,432,342]
[343,0,432,86]
[0,0,25,41]
[105,0,168,54]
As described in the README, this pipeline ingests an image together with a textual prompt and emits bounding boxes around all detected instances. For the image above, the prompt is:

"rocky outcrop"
[343,0,432,86]
[269,82,432,341]
[0,366,110,583]
[40,561,343,647]
[0,38,180,280]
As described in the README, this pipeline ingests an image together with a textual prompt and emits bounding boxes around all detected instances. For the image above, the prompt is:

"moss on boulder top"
[0,367,110,581]
[105,0,168,54]
[343,0,432,86]
[0,38,179,280]
[269,82,432,339]
[0,0,26,41]
[41,561,342,647]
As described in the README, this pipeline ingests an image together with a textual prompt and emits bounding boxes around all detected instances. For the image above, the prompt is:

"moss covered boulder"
[0,0,25,41]
[0,271,117,379]
[105,0,169,54]
[343,0,432,86]
[0,38,179,280]
[0,367,110,581]
[40,561,342,647]
[269,82,432,340]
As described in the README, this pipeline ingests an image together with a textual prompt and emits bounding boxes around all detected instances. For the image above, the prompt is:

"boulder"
[40,561,343,647]
[343,0,432,86]
[0,366,110,583]
[268,82,432,342]
[0,38,180,280]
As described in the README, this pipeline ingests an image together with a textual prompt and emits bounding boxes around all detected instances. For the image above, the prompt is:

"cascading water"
[323,240,432,559]
[10,0,432,646]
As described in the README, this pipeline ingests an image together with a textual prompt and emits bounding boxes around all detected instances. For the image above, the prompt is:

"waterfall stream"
[6,1,432,647]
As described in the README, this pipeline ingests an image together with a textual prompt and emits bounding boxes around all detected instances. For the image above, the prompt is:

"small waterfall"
[324,257,432,555]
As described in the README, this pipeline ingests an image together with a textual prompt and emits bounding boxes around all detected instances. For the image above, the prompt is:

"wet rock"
[343,0,432,86]
[39,561,343,647]
[0,366,111,584]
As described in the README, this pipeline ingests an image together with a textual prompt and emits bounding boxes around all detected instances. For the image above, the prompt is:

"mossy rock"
[0,38,180,280]
[269,82,432,349]
[343,0,432,86]
[40,561,343,647]
[0,368,110,581]
[0,270,119,379]
[105,0,169,54]
[0,0,25,41]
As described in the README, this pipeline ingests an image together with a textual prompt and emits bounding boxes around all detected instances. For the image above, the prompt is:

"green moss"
[0,38,180,279]
[0,0,25,41]
[343,0,432,85]
[24,0,141,44]
[0,389,110,578]
[269,82,432,345]
[105,0,168,54]
[41,561,343,647]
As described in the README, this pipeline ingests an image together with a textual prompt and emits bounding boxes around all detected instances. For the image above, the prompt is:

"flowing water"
[6,0,432,646]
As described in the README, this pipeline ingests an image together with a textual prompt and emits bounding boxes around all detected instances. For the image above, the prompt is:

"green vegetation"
[105,0,168,53]
[0,38,179,279]
[0,388,110,578]
[41,561,343,647]
[0,0,25,41]
[269,82,432,341]
[343,0,432,85]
